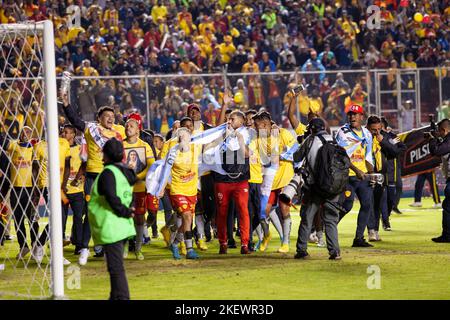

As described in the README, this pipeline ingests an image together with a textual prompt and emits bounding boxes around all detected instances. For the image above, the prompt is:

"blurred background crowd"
[0,0,449,134]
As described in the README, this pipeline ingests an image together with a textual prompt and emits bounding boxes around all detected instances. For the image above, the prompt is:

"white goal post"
[0,20,64,299]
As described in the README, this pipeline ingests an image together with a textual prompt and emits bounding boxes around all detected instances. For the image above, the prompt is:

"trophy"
[58,71,72,104]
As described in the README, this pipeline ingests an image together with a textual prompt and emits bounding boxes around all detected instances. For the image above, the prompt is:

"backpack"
[312,135,350,199]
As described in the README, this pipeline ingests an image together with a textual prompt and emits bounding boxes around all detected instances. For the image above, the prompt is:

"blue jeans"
[368,185,388,231]
[441,180,450,238]
[341,177,373,240]
[66,192,90,249]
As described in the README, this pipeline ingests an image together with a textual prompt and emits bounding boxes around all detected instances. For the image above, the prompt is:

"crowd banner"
[398,125,442,177]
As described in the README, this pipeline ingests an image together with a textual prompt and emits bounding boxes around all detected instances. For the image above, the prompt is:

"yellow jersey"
[7,141,34,188]
[33,138,71,189]
[123,138,155,193]
[84,124,124,174]
[249,138,263,184]
[66,144,84,195]
[1,110,24,140]
[272,128,296,190]
[170,144,199,197]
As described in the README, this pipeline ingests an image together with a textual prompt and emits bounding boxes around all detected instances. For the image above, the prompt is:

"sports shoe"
[74,246,81,255]
[228,238,237,248]
[368,229,377,242]
[433,203,442,209]
[196,238,208,251]
[16,246,30,260]
[78,248,90,266]
[143,236,151,245]
[352,238,373,247]
[309,231,319,244]
[392,206,402,214]
[93,251,104,258]
[186,249,199,259]
[431,235,450,243]
[179,242,187,256]
[123,243,129,258]
[219,244,227,254]
[135,250,144,261]
[240,245,251,254]
[63,258,71,265]
[63,239,71,247]
[277,243,290,253]
[160,226,171,247]
[329,253,342,260]
[294,250,309,259]
[170,243,181,260]
[409,202,422,207]
[152,231,159,239]
[382,220,392,231]
[317,236,326,248]
[260,233,272,252]
[375,231,382,241]
[32,245,44,263]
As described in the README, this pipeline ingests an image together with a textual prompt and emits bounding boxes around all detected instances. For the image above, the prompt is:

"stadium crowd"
[2,0,450,300]
[1,0,449,133]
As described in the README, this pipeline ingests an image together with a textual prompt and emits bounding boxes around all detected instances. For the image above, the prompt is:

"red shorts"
[134,192,148,215]
[268,189,281,206]
[170,194,197,214]
[145,194,160,213]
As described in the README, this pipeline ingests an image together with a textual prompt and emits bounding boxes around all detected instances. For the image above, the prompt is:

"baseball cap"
[126,112,143,130]
[347,104,364,114]
[187,103,200,114]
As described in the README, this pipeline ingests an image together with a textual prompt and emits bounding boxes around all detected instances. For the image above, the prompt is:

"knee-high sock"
[173,231,184,245]
[184,231,193,250]
[269,209,283,240]
[260,219,270,237]
[165,211,173,225]
[135,224,145,252]
[282,215,292,245]
[143,224,149,238]
[195,215,205,239]
[255,224,263,241]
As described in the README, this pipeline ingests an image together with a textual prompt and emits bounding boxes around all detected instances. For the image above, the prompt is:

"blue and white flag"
[146,123,250,196]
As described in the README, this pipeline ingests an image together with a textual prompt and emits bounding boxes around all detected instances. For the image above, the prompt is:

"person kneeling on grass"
[88,138,136,300]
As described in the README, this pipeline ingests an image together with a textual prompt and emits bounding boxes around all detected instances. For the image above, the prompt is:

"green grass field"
[1,197,450,300]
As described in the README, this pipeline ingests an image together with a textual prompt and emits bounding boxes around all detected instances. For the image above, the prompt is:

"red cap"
[187,103,200,114]
[126,112,143,130]
[347,104,364,115]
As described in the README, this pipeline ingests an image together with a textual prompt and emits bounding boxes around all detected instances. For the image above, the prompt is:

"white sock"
[269,209,283,240]
[282,216,292,245]
[255,225,263,241]
[143,224,149,238]
[135,225,144,252]
[195,215,205,239]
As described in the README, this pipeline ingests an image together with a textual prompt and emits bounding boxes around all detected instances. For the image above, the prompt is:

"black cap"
[103,138,124,163]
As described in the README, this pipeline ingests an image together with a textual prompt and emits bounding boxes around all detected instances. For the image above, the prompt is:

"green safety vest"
[88,165,136,245]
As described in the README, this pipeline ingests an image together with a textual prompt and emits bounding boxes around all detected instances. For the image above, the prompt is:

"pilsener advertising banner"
[398,125,442,177]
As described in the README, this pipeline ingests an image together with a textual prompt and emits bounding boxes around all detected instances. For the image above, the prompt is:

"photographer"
[428,119,450,243]
[293,118,342,260]
[366,116,406,241]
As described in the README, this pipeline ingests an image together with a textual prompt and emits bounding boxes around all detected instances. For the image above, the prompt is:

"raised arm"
[60,92,86,132]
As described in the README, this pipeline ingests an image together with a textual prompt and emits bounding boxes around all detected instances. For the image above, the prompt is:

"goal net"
[0,21,64,299]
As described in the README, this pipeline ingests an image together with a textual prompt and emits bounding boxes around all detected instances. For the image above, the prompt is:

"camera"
[291,84,305,95]
[424,114,437,138]
[279,174,303,204]
[364,173,384,186]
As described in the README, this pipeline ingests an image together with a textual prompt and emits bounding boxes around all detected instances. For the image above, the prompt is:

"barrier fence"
[51,67,449,135]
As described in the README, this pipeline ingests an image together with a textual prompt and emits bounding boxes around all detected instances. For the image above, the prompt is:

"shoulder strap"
[317,134,327,145]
